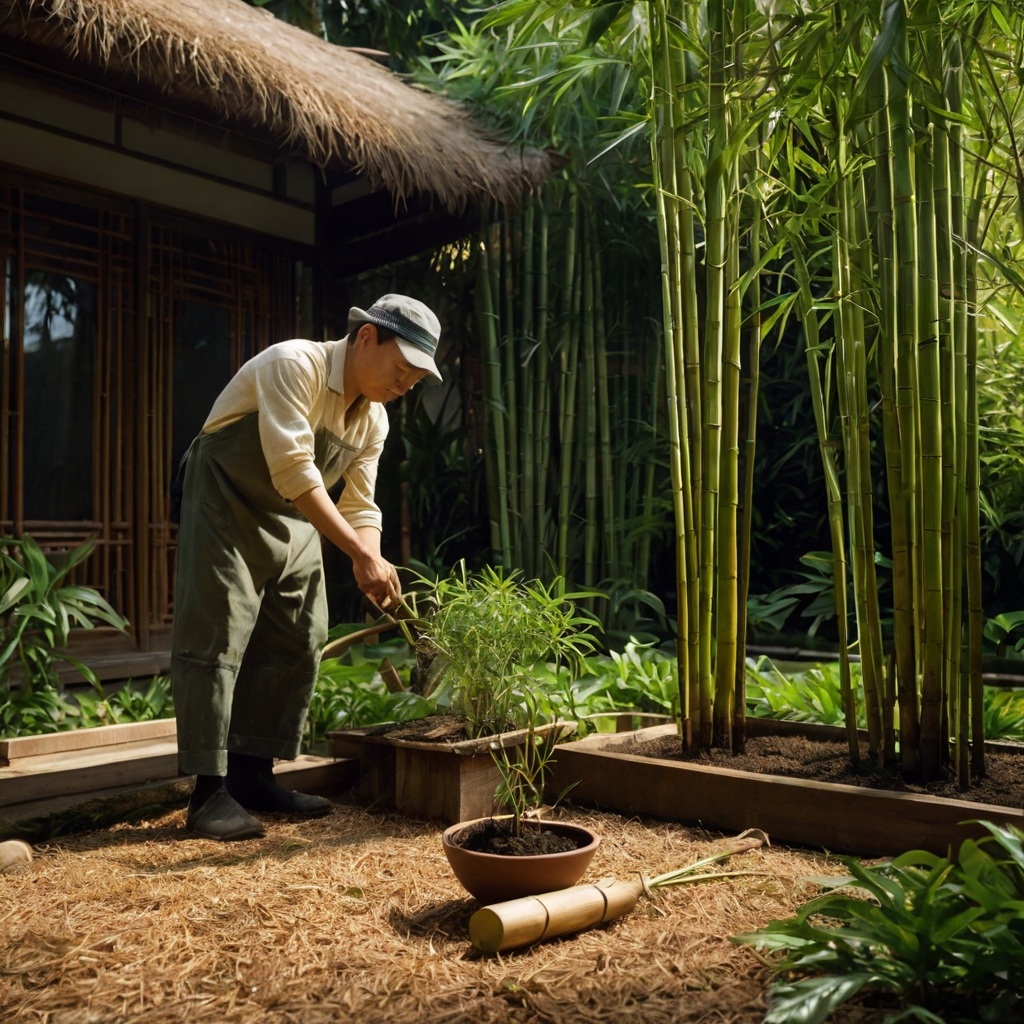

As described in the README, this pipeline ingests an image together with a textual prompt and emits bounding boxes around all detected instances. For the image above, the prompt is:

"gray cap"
[347,293,442,383]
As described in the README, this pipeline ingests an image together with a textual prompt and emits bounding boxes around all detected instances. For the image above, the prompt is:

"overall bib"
[171,411,358,777]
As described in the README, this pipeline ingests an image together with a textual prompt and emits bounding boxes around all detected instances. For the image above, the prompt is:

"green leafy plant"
[982,687,1024,743]
[1,535,129,736]
[1,535,127,692]
[418,564,599,738]
[74,675,174,728]
[734,821,1024,1024]
[745,657,868,730]
[983,611,1024,659]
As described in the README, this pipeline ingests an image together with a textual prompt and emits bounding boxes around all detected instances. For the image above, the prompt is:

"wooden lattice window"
[1,173,298,643]
[0,180,134,616]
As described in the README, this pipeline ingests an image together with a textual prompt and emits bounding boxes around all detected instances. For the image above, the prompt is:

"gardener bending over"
[172,295,441,841]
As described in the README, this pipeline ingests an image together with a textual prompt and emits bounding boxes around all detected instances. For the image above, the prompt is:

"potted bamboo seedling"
[442,696,598,903]
[330,565,597,824]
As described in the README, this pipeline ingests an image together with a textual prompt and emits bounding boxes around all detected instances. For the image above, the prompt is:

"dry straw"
[0,803,828,1023]
[0,0,552,207]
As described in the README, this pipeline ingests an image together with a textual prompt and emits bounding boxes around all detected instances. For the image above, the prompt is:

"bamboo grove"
[475,187,666,616]
[470,0,1024,785]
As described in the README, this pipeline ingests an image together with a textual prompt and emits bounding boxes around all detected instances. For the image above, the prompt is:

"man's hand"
[351,549,402,611]
[292,486,401,609]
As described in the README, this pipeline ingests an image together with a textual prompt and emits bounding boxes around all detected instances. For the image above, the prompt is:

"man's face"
[351,324,429,403]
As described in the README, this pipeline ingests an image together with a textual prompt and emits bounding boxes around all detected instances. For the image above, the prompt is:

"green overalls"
[171,410,361,777]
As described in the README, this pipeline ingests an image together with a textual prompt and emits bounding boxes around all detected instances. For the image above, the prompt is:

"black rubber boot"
[186,779,266,841]
[226,752,332,817]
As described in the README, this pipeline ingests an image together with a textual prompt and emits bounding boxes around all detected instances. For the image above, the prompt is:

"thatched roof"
[0,0,551,209]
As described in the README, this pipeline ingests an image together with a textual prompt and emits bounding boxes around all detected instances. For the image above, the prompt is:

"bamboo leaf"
[852,0,903,104]
[588,117,648,164]
[583,0,626,48]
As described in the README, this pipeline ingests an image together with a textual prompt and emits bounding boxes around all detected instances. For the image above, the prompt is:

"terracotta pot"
[442,818,600,904]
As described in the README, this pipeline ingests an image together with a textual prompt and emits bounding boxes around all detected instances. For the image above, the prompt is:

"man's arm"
[292,486,401,609]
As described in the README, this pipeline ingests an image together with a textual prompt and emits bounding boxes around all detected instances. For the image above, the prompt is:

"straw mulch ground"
[0,800,873,1024]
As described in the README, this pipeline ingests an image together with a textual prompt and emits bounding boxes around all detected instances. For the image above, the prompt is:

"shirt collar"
[327,336,368,425]
[327,337,347,395]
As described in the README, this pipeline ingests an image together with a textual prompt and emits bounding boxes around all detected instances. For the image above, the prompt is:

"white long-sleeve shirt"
[202,337,387,531]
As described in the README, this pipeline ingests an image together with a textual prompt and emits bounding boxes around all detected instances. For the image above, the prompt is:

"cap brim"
[396,339,443,384]
[347,306,372,335]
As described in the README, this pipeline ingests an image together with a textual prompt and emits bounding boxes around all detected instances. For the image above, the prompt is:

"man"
[171,294,440,841]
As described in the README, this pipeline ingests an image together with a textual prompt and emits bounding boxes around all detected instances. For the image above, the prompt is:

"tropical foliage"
[735,821,1024,1024]
[0,535,129,737]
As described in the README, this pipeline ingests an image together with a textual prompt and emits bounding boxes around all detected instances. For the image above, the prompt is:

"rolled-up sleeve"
[252,354,324,500]
[337,416,389,531]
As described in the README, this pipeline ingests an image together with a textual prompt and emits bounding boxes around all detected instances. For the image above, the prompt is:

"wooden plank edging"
[551,725,1024,857]
[0,718,178,763]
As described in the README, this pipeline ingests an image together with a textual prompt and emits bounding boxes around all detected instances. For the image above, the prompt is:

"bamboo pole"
[944,33,970,789]
[734,156,762,756]
[913,64,946,782]
[890,13,923,775]
[875,63,920,776]
[535,202,552,577]
[582,238,599,591]
[521,197,536,579]
[479,212,512,568]
[556,189,581,582]
[594,249,617,583]
[796,249,860,765]
[501,214,520,564]
[649,0,691,747]
[700,0,728,751]
[714,210,741,749]
[966,151,986,779]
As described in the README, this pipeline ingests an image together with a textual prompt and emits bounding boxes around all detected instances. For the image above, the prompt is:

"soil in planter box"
[627,734,1024,809]
[453,818,580,856]
[381,714,518,744]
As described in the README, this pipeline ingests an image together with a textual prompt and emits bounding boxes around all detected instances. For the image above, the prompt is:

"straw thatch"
[0,0,553,208]
[0,802,864,1024]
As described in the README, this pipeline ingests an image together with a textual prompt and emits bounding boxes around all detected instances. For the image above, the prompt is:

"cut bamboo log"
[471,876,644,953]
[0,839,32,873]
[470,828,769,952]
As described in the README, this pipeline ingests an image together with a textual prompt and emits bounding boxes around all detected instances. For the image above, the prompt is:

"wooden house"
[0,0,547,675]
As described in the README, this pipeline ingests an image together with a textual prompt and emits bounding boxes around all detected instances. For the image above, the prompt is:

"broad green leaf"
[764,973,879,1024]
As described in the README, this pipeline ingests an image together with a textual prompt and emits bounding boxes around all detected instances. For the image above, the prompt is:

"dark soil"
[453,818,581,856]
[380,715,470,743]
[627,733,1024,808]
[379,714,520,744]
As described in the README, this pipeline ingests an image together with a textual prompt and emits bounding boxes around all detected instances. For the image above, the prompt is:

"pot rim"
[442,816,600,863]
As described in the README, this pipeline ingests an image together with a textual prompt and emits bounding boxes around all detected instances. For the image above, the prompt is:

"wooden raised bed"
[330,722,575,825]
[548,723,1024,857]
[1,719,358,829]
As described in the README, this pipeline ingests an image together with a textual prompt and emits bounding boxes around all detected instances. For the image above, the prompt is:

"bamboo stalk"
[966,150,986,779]
[796,249,860,765]
[944,33,969,789]
[714,210,741,749]
[556,189,581,582]
[594,249,617,583]
[734,154,762,756]
[534,201,552,577]
[479,211,512,568]
[521,197,536,580]
[582,238,599,591]
[913,65,946,782]
[501,214,520,563]
[890,13,923,775]
[649,0,691,746]
[700,0,727,751]
[875,63,920,776]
